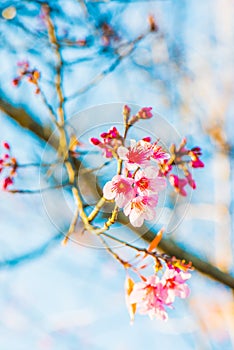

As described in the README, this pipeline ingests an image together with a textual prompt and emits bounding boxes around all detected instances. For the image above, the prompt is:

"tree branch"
[0,233,62,270]
[0,92,58,148]
[117,213,234,289]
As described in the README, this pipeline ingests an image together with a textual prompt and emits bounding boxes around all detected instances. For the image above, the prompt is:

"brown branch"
[117,213,234,289]
[0,93,57,148]
[43,4,67,157]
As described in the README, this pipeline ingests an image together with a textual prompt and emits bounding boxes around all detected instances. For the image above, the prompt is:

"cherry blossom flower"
[118,140,153,170]
[129,275,168,321]
[127,269,191,322]
[103,175,136,207]
[123,195,158,227]
[152,143,170,163]
[135,166,166,195]
[161,267,191,304]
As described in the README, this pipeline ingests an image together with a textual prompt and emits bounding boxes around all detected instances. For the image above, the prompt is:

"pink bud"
[123,105,131,115]
[138,107,153,119]
[191,158,204,168]
[186,172,196,189]
[12,78,20,87]
[2,176,13,190]
[109,127,118,138]
[169,174,187,196]
[100,132,108,138]
[90,137,101,145]
[2,142,10,150]
[142,137,151,142]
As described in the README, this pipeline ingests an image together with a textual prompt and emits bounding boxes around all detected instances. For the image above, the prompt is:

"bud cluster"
[12,61,40,94]
[0,142,17,190]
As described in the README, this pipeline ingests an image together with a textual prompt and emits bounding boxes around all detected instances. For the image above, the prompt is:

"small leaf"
[148,228,164,252]
[125,277,136,322]
[125,276,134,296]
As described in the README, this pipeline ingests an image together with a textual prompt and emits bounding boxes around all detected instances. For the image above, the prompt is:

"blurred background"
[0,0,234,349]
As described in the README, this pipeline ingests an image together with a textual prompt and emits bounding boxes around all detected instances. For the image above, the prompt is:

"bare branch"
[0,233,62,270]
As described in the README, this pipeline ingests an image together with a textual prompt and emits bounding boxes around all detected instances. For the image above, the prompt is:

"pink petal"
[144,166,159,178]
[129,209,144,227]
[103,181,115,200]
[123,202,131,216]
[117,146,129,160]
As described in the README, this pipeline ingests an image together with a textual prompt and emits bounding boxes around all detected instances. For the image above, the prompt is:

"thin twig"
[8,183,71,194]
[65,31,151,102]
[43,4,67,156]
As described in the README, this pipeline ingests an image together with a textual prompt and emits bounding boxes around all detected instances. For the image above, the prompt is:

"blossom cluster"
[103,138,169,227]
[160,138,204,196]
[0,142,17,190]
[126,263,191,322]
[90,106,204,226]
[12,61,40,94]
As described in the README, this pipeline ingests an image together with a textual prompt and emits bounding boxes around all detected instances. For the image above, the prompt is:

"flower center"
[136,177,149,191]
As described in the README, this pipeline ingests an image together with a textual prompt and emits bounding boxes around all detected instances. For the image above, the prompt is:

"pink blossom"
[103,175,136,207]
[127,269,191,321]
[161,268,191,304]
[124,195,158,227]
[135,166,166,195]
[118,140,153,170]
[129,275,168,320]
[169,174,187,196]
[152,144,170,163]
